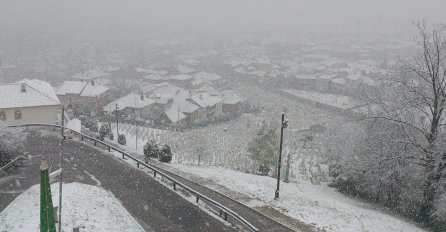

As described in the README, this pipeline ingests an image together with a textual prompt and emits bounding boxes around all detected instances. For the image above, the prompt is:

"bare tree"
[362,21,446,223]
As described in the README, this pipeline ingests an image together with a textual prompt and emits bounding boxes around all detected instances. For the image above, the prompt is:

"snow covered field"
[283,89,359,110]
[0,182,144,232]
[170,164,426,232]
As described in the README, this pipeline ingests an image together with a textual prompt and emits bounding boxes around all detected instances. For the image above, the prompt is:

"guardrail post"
[122,153,124,159]
[219,210,222,217]
[53,126,56,131]
[173,182,176,190]
[153,171,156,178]
[224,212,228,221]
[137,162,140,168]
[94,140,96,146]
[196,195,199,204]
[108,146,110,152]
[81,135,83,141]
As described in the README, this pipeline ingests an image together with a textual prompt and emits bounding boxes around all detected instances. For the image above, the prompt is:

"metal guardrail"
[0,155,25,174]
[9,123,259,232]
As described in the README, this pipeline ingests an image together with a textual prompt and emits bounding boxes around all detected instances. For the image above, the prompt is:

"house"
[162,98,202,126]
[0,79,61,126]
[221,90,243,117]
[103,93,158,120]
[57,80,110,111]
[188,93,223,121]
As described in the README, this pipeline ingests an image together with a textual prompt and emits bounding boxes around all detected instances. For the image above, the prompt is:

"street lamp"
[275,113,288,200]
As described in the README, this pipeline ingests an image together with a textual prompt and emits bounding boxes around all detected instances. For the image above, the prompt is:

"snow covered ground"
[0,182,144,232]
[283,89,359,110]
[169,164,426,232]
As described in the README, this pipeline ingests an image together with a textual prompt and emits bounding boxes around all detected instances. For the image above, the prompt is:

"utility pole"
[115,104,119,139]
[58,105,64,232]
[275,113,287,200]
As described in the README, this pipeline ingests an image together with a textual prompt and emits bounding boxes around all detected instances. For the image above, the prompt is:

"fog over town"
[0,1,446,232]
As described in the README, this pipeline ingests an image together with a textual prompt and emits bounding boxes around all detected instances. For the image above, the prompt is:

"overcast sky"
[1,0,446,43]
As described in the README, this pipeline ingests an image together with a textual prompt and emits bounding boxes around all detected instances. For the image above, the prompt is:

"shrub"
[85,120,98,133]
[118,134,126,145]
[143,141,173,163]
[143,140,159,159]
[109,133,114,141]
[158,144,172,163]
[99,124,110,140]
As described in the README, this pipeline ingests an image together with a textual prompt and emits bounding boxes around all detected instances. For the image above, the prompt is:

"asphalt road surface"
[0,130,236,232]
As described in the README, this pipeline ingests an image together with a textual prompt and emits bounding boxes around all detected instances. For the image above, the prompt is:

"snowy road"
[0,130,234,232]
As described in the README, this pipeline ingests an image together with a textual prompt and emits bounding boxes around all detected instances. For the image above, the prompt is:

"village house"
[188,93,223,122]
[57,80,110,111]
[0,79,61,126]
[103,93,159,120]
[221,90,243,117]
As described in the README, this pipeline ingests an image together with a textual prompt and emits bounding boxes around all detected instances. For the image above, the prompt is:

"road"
[0,130,235,232]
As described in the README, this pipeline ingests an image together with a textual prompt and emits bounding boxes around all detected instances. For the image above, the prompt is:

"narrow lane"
[0,131,235,232]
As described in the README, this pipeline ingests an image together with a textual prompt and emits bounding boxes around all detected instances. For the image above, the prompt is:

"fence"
[8,123,259,232]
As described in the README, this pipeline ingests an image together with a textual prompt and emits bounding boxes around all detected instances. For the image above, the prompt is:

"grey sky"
[1,0,446,41]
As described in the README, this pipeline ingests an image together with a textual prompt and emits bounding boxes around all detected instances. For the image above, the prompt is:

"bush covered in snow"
[0,123,25,166]
[143,140,172,163]
[84,120,98,133]
[143,140,159,159]
[158,145,172,163]
[118,134,126,145]
[99,124,111,141]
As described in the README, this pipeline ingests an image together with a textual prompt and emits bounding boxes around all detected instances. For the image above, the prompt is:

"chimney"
[20,84,26,92]
[91,80,94,86]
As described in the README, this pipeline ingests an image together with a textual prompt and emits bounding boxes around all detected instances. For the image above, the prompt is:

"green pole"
[40,159,56,232]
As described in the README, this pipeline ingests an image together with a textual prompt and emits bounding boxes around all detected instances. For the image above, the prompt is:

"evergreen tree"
[247,121,278,176]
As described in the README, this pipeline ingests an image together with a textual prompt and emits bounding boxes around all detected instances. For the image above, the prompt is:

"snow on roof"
[80,83,109,97]
[221,91,243,105]
[194,72,223,82]
[189,93,222,108]
[196,84,219,96]
[71,69,110,81]
[103,65,120,72]
[149,83,184,101]
[295,75,317,80]
[57,81,109,97]
[170,74,194,81]
[331,78,347,85]
[134,67,154,74]
[165,107,187,123]
[103,93,155,112]
[0,83,60,109]
[17,79,59,103]
[177,65,194,74]
[57,81,87,95]
[318,74,336,80]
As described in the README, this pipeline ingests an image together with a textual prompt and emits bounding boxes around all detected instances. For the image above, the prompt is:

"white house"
[0,79,61,126]
[57,80,110,110]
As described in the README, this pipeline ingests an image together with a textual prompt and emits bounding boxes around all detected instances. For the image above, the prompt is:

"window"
[14,110,22,120]
[0,111,6,121]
